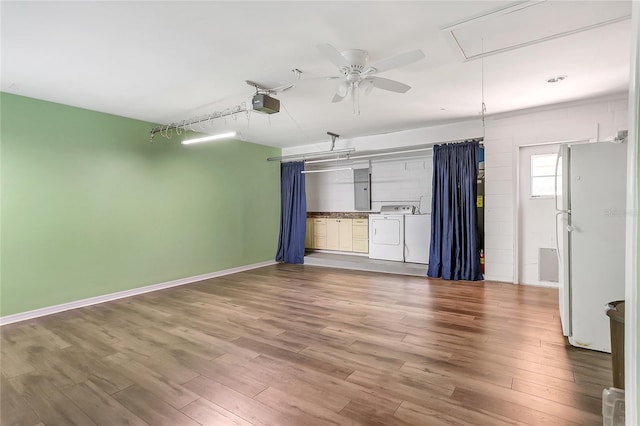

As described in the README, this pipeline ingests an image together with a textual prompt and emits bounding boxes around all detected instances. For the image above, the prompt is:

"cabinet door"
[338,219,353,251]
[352,219,369,253]
[353,239,369,253]
[326,219,340,250]
[305,218,313,248]
[352,222,368,239]
[313,218,327,249]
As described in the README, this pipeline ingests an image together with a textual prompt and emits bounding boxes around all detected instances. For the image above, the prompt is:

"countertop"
[307,212,370,219]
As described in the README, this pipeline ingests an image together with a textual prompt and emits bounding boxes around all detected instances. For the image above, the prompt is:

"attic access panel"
[442,0,631,61]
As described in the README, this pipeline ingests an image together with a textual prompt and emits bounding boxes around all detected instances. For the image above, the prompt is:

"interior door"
[518,144,561,286]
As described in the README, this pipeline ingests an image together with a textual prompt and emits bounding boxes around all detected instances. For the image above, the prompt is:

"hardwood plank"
[56,346,135,395]
[266,375,351,413]
[392,397,522,426]
[248,354,402,414]
[232,336,354,379]
[299,344,405,376]
[166,326,260,362]
[113,384,202,426]
[339,399,413,426]
[450,387,585,426]
[187,353,271,397]
[392,400,513,426]
[255,386,356,426]
[8,373,97,425]
[0,344,36,378]
[511,378,602,416]
[182,375,297,426]
[111,335,202,384]
[346,369,456,405]
[61,380,149,425]
[0,265,609,425]
[0,375,41,426]
[180,397,253,426]
[102,352,200,409]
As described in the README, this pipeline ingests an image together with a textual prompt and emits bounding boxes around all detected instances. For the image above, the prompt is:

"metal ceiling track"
[305,137,484,165]
[266,148,355,162]
[150,103,247,141]
[267,131,355,162]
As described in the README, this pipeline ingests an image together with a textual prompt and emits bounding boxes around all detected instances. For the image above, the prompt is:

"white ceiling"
[1,1,632,148]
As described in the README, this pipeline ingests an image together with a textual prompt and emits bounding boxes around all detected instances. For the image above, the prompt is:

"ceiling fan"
[317,44,426,105]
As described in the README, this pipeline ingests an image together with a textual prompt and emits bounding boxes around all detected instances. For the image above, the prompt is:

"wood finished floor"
[1,264,611,425]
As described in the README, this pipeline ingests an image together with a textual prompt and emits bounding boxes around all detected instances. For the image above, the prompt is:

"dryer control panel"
[379,205,415,215]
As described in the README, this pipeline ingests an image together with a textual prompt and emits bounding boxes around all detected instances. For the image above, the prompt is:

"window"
[531,153,560,197]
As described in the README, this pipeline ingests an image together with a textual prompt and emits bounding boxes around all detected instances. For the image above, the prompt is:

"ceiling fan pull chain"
[352,84,356,115]
[353,81,360,115]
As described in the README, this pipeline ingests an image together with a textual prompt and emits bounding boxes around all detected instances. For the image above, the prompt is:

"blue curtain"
[276,161,307,264]
[427,141,483,281]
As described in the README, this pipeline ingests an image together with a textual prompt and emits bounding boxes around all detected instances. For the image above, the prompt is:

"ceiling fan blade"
[364,49,426,74]
[317,43,349,68]
[370,77,411,93]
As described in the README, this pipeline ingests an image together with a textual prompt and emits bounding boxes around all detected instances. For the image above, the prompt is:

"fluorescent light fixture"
[181,131,237,145]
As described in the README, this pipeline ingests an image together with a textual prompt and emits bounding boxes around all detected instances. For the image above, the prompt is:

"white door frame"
[513,140,587,285]
[624,2,639,423]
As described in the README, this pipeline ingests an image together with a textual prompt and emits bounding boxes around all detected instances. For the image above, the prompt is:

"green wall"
[0,93,281,317]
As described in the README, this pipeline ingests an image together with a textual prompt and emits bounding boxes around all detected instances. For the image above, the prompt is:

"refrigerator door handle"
[554,147,562,212]
[555,212,563,259]
[555,212,572,260]
[554,145,570,214]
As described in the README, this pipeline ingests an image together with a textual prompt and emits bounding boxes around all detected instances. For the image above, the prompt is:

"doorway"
[518,144,561,287]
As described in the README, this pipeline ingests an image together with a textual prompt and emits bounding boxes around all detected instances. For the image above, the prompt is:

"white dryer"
[369,205,414,262]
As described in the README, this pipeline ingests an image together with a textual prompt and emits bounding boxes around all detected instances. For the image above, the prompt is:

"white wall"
[292,118,482,214]
[288,94,628,284]
[282,119,483,156]
[305,156,433,213]
[305,166,355,212]
[484,94,628,283]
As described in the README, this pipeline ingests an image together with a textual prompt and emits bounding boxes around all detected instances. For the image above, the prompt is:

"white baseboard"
[306,249,369,257]
[0,260,277,326]
[519,281,559,289]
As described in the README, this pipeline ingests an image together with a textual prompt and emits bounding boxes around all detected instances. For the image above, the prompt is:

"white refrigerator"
[557,142,627,353]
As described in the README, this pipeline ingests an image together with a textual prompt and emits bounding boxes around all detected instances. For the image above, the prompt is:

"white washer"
[404,214,430,264]
[368,205,414,262]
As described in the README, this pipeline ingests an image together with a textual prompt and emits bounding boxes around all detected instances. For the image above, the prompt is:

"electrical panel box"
[354,168,371,211]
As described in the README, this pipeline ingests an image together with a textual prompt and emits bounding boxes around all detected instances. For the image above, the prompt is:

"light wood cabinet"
[312,218,327,249]
[352,218,369,253]
[326,219,352,251]
[306,218,314,248]
[306,216,366,253]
